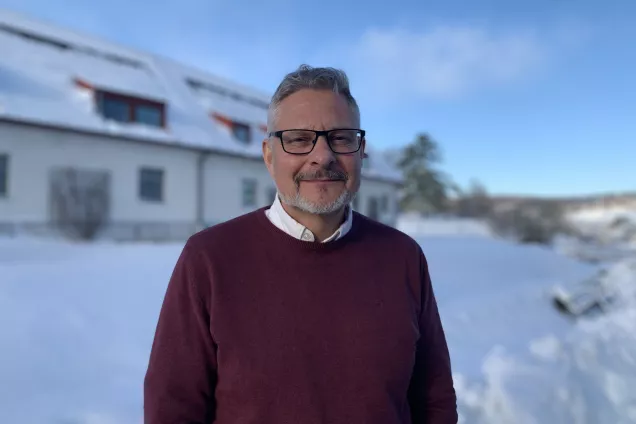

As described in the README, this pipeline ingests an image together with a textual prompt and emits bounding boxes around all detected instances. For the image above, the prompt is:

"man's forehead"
[280,99,318,114]
[274,90,356,127]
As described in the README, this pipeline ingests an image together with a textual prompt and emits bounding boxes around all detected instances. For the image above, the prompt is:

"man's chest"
[208,265,421,395]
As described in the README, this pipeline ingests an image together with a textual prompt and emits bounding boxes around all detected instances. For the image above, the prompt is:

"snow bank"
[567,206,636,246]
[569,206,636,225]
[454,257,636,424]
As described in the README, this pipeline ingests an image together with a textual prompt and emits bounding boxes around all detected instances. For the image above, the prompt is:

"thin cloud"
[312,23,583,103]
[354,25,544,100]
[163,20,587,105]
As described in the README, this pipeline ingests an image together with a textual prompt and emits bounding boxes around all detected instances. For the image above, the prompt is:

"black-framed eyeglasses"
[268,129,365,155]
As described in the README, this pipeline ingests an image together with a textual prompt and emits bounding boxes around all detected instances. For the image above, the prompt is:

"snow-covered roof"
[0,8,402,184]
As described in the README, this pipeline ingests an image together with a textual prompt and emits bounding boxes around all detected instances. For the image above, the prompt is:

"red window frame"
[96,90,166,128]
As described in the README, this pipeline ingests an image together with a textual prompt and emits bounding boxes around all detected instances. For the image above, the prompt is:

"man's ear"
[262,138,274,174]
[360,137,367,159]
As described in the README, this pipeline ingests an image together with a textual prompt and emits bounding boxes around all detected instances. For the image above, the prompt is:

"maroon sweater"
[144,208,457,424]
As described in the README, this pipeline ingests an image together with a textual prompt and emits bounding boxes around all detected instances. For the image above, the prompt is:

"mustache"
[295,169,348,184]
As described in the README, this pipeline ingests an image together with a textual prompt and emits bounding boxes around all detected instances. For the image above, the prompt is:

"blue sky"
[1,0,634,196]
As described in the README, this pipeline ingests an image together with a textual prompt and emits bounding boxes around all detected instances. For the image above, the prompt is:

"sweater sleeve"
[407,250,458,424]
[144,241,217,424]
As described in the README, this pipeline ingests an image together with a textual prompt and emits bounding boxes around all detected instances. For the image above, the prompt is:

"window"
[96,91,165,128]
[135,104,163,127]
[362,154,371,169]
[232,122,251,144]
[139,167,164,202]
[0,23,70,50]
[242,179,257,207]
[267,187,278,204]
[0,24,145,69]
[352,194,360,211]
[380,194,389,213]
[101,95,131,123]
[211,113,252,144]
[0,154,8,196]
[367,197,380,220]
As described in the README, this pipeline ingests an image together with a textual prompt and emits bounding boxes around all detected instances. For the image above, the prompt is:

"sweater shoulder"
[186,207,267,252]
[354,212,425,256]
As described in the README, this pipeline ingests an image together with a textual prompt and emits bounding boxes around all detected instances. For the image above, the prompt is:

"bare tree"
[50,167,111,240]
[487,200,571,245]
[455,179,493,218]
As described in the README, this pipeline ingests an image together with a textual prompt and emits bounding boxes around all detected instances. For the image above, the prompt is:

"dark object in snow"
[551,271,613,318]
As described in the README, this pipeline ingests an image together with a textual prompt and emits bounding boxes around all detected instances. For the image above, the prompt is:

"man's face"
[263,89,365,215]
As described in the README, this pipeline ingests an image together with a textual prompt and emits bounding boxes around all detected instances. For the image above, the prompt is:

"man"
[144,65,457,423]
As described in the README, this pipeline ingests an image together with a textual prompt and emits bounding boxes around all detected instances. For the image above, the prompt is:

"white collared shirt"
[265,193,353,242]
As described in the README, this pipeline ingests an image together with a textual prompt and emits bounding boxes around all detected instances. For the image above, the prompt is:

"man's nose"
[309,135,336,166]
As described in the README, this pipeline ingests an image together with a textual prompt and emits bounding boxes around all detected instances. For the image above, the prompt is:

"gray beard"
[279,189,354,215]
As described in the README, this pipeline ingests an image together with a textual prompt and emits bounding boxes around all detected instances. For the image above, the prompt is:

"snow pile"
[556,205,636,264]
[569,206,636,225]
[568,206,636,245]
[554,235,634,264]
[601,257,636,308]
[454,257,636,424]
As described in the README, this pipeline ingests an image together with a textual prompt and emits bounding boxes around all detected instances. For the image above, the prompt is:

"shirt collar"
[267,193,353,243]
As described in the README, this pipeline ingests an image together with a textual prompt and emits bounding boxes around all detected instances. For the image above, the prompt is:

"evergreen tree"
[397,133,449,213]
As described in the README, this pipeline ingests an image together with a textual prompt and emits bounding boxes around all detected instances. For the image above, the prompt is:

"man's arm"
[408,250,458,423]
[144,242,217,424]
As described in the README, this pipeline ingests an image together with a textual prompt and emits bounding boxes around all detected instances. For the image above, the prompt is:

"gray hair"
[267,64,360,132]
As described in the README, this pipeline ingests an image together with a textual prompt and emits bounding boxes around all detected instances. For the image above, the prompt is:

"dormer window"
[211,113,252,144]
[135,104,163,127]
[232,122,251,144]
[100,94,130,122]
[95,90,165,128]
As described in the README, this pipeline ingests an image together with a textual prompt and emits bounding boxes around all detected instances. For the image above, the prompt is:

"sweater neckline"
[254,206,362,252]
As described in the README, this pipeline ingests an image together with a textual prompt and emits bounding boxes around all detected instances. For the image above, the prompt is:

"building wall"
[202,152,400,226]
[0,121,400,239]
[202,154,274,225]
[354,178,400,226]
[0,122,198,229]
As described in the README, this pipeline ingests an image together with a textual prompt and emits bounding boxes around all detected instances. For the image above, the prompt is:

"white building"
[0,9,402,241]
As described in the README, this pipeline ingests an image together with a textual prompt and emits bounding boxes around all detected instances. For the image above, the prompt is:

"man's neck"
[281,202,347,242]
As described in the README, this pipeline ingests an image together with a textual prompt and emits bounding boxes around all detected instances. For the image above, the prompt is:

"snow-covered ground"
[453,254,636,424]
[397,213,493,237]
[569,205,636,225]
[568,205,636,247]
[0,215,634,423]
